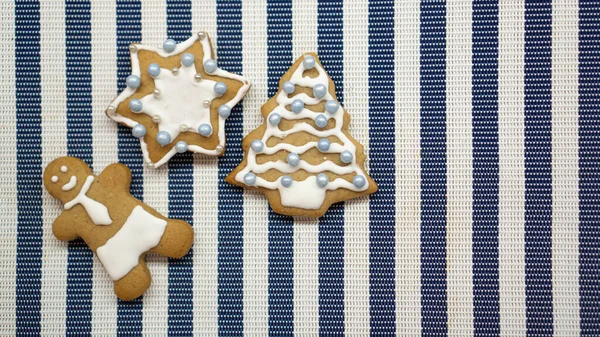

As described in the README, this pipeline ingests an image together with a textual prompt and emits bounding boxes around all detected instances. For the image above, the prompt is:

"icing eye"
[280,176,293,188]
[325,100,339,114]
[163,38,177,53]
[303,55,316,69]
[204,59,218,74]
[353,175,366,188]
[313,84,327,99]
[282,81,295,94]
[268,113,281,126]
[291,99,304,113]
[244,172,257,186]
[286,153,300,167]
[181,53,195,67]
[340,150,353,164]
[317,138,331,152]
[132,124,147,138]
[51,176,58,183]
[198,124,212,137]
[316,173,329,188]
[314,114,328,128]
[175,141,188,153]
[156,131,172,146]
[126,74,141,89]
[250,140,264,153]
[218,105,231,118]
[61,166,68,173]
[148,63,161,77]
[129,98,143,112]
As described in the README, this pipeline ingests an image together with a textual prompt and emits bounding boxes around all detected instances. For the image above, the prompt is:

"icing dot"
[325,100,339,114]
[132,124,146,138]
[198,124,212,137]
[316,173,329,187]
[313,84,327,99]
[126,75,140,89]
[303,55,316,69]
[61,166,68,173]
[148,63,161,78]
[204,59,217,73]
[156,131,171,146]
[129,98,143,112]
[317,138,331,152]
[291,99,304,113]
[218,105,231,118]
[51,176,58,183]
[314,114,328,128]
[181,53,195,67]
[268,113,281,126]
[340,150,353,164]
[163,38,176,53]
[175,141,188,153]
[353,175,366,188]
[214,82,227,96]
[244,172,257,185]
[251,140,264,153]
[281,176,293,188]
[282,81,295,94]
[286,153,300,167]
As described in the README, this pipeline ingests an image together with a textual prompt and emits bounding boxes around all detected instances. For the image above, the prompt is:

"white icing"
[108,32,251,168]
[61,165,68,173]
[64,175,112,225]
[61,175,77,191]
[234,55,369,209]
[51,176,58,183]
[96,206,167,280]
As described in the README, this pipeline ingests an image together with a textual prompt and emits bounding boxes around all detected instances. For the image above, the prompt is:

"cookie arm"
[97,163,132,194]
[52,211,79,242]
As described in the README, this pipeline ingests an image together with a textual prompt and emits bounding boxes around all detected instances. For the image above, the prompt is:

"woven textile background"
[1,0,599,335]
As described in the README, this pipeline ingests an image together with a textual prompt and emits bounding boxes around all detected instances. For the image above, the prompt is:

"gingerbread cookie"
[107,32,251,168]
[226,53,377,217]
[43,157,194,300]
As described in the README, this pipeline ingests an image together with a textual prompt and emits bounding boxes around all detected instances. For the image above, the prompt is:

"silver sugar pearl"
[198,32,206,40]
[147,162,155,168]
[180,124,189,132]
[203,100,211,108]
[194,74,202,82]
[129,44,138,53]
[152,116,161,123]
[106,106,116,115]
[153,88,160,98]
[215,145,224,154]
[171,67,179,75]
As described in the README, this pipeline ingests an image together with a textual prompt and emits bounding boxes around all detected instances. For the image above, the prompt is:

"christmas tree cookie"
[226,53,377,217]
[107,32,251,168]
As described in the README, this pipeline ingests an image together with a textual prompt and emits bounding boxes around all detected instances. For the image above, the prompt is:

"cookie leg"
[113,261,152,301]
[151,219,194,259]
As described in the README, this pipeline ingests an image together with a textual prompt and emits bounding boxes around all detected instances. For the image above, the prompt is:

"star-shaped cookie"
[106,32,251,168]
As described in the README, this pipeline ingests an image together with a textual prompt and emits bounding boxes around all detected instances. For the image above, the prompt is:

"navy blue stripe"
[266,1,294,335]
[523,1,554,335]
[368,1,397,335]
[14,1,43,334]
[166,1,194,335]
[115,1,144,335]
[216,1,245,335]
[579,2,600,334]
[65,2,95,334]
[471,0,501,335]
[419,1,448,336]
[317,1,345,335]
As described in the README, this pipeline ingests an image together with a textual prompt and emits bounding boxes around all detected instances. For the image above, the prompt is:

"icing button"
[325,100,339,114]
[314,114,328,128]
[129,98,143,112]
[313,84,327,99]
[204,59,217,74]
[132,124,147,138]
[51,176,58,183]
[163,38,177,53]
[194,74,202,82]
[353,175,366,188]
[126,75,140,89]
[152,116,161,123]
[281,176,293,188]
[268,113,281,126]
[303,55,316,69]
[286,153,300,167]
[181,53,195,67]
[218,105,231,118]
[316,173,329,187]
[340,150,353,164]
[251,140,264,153]
[244,172,257,185]
[175,141,188,153]
[198,124,212,137]
[282,81,295,94]
[148,63,161,78]
[214,82,227,96]
[317,138,331,152]
[291,99,304,113]
[156,131,171,146]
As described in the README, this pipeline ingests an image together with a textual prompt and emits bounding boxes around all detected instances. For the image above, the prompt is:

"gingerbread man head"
[44,157,94,203]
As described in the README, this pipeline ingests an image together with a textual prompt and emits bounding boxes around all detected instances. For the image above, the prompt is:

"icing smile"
[62,175,78,191]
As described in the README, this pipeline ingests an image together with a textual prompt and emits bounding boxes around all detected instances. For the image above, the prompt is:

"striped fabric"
[2,0,599,335]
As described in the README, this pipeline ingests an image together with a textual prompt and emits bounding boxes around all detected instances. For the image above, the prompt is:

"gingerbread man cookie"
[44,157,194,300]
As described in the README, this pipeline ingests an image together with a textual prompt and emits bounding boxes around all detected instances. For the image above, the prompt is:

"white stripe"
[191,2,219,336]
[139,2,170,335]
[394,0,422,335]
[498,2,527,336]
[551,0,581,335]
[291,3,320,335]
[241,0,269,335]
[343,0,371,334]
[38,2,68,334]
[0,1,16,335]
[90,1,120,334]
[445,1,474,336]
